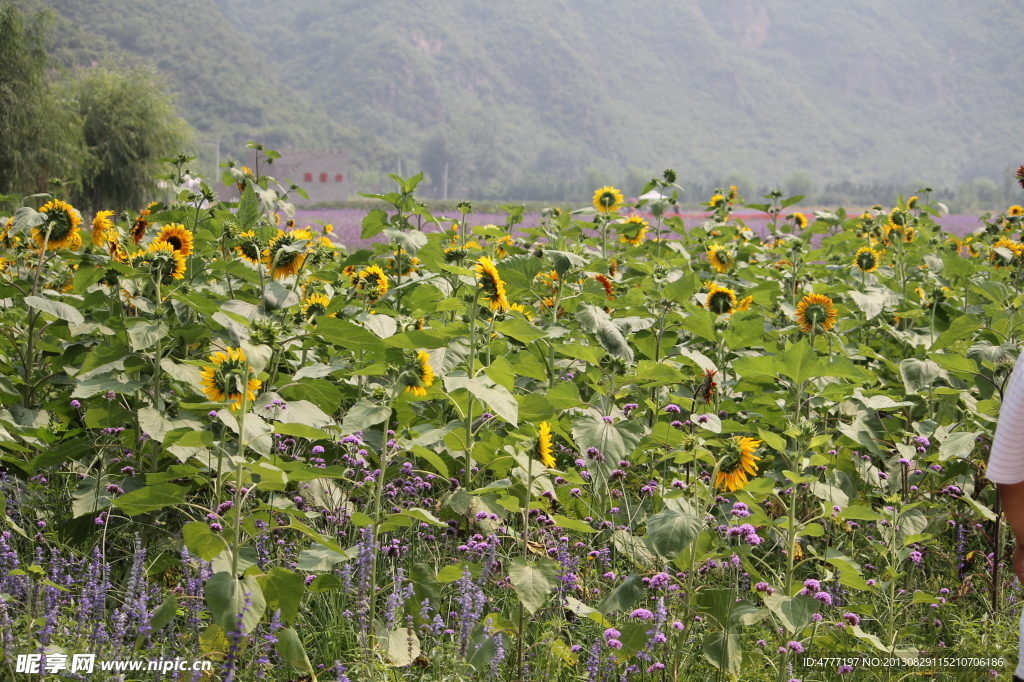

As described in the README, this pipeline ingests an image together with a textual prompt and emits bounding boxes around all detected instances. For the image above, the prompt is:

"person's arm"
[1000,482,1024,585]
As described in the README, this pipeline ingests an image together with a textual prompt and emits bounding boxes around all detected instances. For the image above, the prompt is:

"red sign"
[303,172,313,182]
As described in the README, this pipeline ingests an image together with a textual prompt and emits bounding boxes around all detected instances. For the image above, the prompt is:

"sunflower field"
[2,155,1024,682]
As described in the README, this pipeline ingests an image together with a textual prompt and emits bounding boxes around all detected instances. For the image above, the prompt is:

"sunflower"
[130,207,154,245]
[608,259,618,277]
[153,223,194,256]
[907,196,919,210]
[508,302,534,321]
[33,199,82,251]
[791,212,808,229]
[965,238,982,258]
[594,274,615,300]
[402,350,436,397]
[795,293,838,333]
[902,226,915,243]
[736,295,753,312]
[853,246,882,273]
[716,436,761,492]
[619,215,648,246]
[888,207,909,227]
[537,421,555,468]
[91,210,116,247]
[263,230,307,280]
[593,186,624,214]
[0,258,8,275]
[474,256,509,311]
[1009,205,1023,217]
[991,237,1024,265]
[707,243,734,274]
[495,234,514,258]
[356,264,389,302]
[234,231,263,265]
[236,165,256,193]
[199,347,262,410]
[706,283,738,315]
[144,241,187,283]
[301,293,334,320]
[707,193,726,210]
[1017,164,1024,190]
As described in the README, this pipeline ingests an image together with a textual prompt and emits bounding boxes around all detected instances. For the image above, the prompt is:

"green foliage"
[71,67,191,212]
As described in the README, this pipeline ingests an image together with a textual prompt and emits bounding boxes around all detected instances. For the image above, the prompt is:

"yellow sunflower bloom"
[475,256,510,311]
[145,241,187,283]
[235,230,262,265]
[593,186,624,214]
[199,346,262,410]
[716,436,761,492]
[706,283,738,315]
[707,193,726,210]
[402,350,436,397]
[619,215,648,246]
[91,210,116,247]
[1009,205,1023,217]
[301,292,334,319]
[795,293,838,333]
[853,246,882,273]
[791,212,808,229]
[33,199,82,251]
[538,421,555,468]
[508,302,534,321]
[736,295,753,312]
[263,230,307,280]
[707,243,734,274]
[153,223,194,256]
[356,264,389,302]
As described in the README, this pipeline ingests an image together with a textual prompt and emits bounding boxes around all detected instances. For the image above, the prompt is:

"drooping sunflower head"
[145,240,187,284]
[594,274,615,300]
[706,283,738,315]
[795,293,838,333]
[907,196,919,210]
[619,215,648,246]
[264,230,307,280]
[91,210,116,247]
[301,292,334,320]
[495,234,514,258]
[736,295,753,312]
[853,246,882,273]
[888,207,909,227]
[236,165,256,193]
[199,346,262,410]
[902,226,915,243]
[474,256,509,311]
[507,302,534,321]
[1016,164,1024,190]
[34,199,82,251]
[707,243,734,274]
[593,186,624,214]
[402,350,436,397]
[537,421,555,468]
[130,210,150,245]
[444,245,468,263]
[716,436,761,492]
[1009,205,1023,217]
[153,223,194,256]
[234,231,263,265]
[991,237,1024,266]
[356,264,389,302]
[791,212,808,229]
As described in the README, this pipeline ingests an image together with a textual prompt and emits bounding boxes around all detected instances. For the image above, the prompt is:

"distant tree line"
[0,4,190,212]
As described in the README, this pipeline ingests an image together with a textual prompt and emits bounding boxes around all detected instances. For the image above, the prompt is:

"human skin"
[999,482,1024,585]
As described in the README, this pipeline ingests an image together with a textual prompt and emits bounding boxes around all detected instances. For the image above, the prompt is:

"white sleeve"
[987,356,1024,484]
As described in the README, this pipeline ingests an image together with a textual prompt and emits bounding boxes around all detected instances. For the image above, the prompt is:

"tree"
[72,67,191,213]
[0,4,87,198]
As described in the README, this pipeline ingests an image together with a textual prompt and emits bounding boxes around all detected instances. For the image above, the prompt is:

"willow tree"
[0,4,87,198]
[72,67,192,213]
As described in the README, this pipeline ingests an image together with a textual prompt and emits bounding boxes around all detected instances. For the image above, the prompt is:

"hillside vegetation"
[213,0,1024,199]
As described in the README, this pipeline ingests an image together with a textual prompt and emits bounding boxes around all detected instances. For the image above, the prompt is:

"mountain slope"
[213,0,1024,196]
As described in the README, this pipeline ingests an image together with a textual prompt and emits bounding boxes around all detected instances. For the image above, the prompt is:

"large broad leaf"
[763,593,817,633]
[112,483,188,516]
[256,568,305,625]
[444,376,518,426]
[643,508,701,560]
[497,254,543,289]
[361,208,389,239]
[508,556,557,614]
[340,399,392,435]
[776,339,823,385]
[899,358,945,394]
[385,627,421,667]
[546,249,587,276]
[931,313,980,351]
[217,410,274,455]
[702,632,742,674]
[205,572,267,634]
[315,317,385,351]
[575,305,633,362]
[571,416,643,483]
[276,627,315,674]
[847,288,887,320]
[382,227,427,255]
[183,521,228,561]
[25,296,84,325]
[494,317,545,344]
[597,575,643,615]
[237,182,259,231]
[127,321,169,351]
